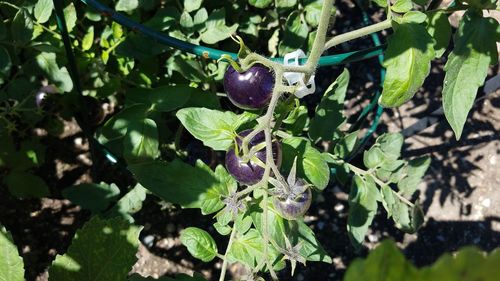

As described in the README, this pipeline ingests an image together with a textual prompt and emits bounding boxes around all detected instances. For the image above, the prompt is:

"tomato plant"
[0,0,498,280]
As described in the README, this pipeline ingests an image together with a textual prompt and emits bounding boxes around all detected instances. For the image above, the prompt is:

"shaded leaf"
[4,172,50,199]
[123,118,159,164]
[36,52,73,92]
[282,137,330,190]
[344,240,418,281]
[309,68,349,142]
[63,183,120,213]
[426,11,451,58]
[129,160,231,214]
[49,217,142,280]
[106,184,147,223]
[347,175,379,249]
[11,9,33,45]
[200,9,238,44]
[278,11,308,55]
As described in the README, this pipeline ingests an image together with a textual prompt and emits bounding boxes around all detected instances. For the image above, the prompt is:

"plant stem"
[303,0,334,70]
[219,226,238,281]
[348,163,415,207]
[324,18,392,50]
[394,190,415,207]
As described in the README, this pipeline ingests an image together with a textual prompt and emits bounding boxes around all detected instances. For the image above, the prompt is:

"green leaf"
[0,18,6,41]
[180,227,218,262]
[309,69,349,142]
[0,225,24,281]
[282,137,330,190]
[36,52,73,92]
[116,0,139,12]
[376,132,404,161]
[304,0,323,27]
[363,147,385,169]
[403,11,427,24]
[391,0,413,13]
[49,217,142,280]
[333,131,358,159]
[295,220,332,263]
[347,175,379,249]
[250,202,287,249]
[63,183,120,213]
[200,165,237,215]
[249,0,273,8]
[442,11,498,139]
[34,0,54,23]
[380,186,423,233]
[193,8,208,27]
[180,11,194,28]
[184,0,202,12]
[123,118,159,164]
[371,0,387,7]
[346,240,500,280]
[129,159,231,213]
[276,0,298,8]
[97,104,149,152]
[426,12,451,58]
[176,108,256,151]
[82,26,94,51]
[11,9,33,45]
[126,85,194,112]
[344,240,418,281]
[167,56,207,83]
[380,22,434,107]
[63,3,77,33]
[397,156,431,197]
[112,22,123,39]
[419,246,500,280]
[200,9,238,44]
[4,171,50,198]
[278,11,309,55]
[227,228,266,267]
[106,184,147,223]
[0,46,12,76]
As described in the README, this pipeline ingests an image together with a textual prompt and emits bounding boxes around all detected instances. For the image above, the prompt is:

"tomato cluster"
[223,65,312,220]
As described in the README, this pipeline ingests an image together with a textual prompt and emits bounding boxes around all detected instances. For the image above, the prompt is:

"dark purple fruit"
[225,129,281,185]
[35,85,58,109]
[223,64,275,110]
[273,178,312,220]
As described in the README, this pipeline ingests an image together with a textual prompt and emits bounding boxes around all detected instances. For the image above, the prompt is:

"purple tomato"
[35,85,58,109]
[273,178,312,220]
[223,64,275,110]
[225,129,281,185]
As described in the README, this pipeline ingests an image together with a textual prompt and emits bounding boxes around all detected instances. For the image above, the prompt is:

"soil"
[1,2,499,281]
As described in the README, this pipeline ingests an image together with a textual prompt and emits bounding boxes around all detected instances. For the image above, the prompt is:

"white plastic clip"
[283,49,316,98]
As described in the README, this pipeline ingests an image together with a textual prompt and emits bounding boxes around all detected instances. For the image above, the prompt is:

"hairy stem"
[219,226,238,281]
[324,18,392,50]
